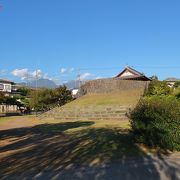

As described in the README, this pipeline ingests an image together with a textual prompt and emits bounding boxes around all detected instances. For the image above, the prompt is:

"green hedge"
[129,96,180,151]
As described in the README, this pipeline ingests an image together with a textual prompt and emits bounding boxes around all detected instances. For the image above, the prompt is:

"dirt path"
[0,116,179,180]
[0,116,38,130]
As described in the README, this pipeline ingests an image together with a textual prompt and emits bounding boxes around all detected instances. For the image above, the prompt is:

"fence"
[0,105,18,113]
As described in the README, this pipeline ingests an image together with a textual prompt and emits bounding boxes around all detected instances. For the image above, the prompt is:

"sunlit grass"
[66,89,144,107]
[64,119,130,133]
[0,115,130,132]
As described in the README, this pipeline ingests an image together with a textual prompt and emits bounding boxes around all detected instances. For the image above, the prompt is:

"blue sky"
[0,0,180,84]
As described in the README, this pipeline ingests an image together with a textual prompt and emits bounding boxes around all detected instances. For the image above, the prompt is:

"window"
[0,84,4,90]
[4,84,11,92]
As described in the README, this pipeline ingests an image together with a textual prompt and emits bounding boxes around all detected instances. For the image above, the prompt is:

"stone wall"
[79,78,150,95]
[41,105,131,121]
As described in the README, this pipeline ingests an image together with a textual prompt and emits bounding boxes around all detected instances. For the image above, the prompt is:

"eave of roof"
[0,79,14,84]
[117,75,151,81]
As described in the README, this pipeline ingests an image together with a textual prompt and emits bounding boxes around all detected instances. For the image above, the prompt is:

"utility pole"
[77,69,81,90]
[35,70,38,90]
[35,70,38,117]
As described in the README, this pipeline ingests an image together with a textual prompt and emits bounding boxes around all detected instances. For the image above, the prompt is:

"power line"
[133,66,180,69]
[76,66,180,71]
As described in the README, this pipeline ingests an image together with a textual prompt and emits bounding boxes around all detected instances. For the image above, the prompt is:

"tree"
[16,87,31,96]
[145,80,171,96]
[52,86,73,106]
[0,92,6,104]
[129,79,180,151]
[174,81,180,88]
[29,86,73,111]
[150,75,158,80]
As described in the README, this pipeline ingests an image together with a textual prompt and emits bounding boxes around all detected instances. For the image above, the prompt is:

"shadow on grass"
[0,122,179,180]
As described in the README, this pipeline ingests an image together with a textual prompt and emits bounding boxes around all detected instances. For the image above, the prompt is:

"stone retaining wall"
[79,78,150,95]
[41,105,131,121]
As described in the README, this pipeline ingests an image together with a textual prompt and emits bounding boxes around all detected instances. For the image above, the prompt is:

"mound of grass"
[67,89,144,107]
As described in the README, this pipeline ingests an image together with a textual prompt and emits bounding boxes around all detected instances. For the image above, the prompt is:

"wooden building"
[116,66,151,81]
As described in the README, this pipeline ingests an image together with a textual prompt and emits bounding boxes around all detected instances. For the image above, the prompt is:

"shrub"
[173,88,180,100]
[145,80,171,96]
[129,96,180,151]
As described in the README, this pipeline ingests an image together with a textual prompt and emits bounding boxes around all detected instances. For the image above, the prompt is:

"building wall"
[120,70,134,77]
[79,78,150,95]
[0,83,12,93]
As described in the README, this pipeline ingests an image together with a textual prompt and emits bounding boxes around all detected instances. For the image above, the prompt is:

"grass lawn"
[66,89,144,107]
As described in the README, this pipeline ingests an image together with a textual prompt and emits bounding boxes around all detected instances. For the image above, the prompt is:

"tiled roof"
[115,66,151,81]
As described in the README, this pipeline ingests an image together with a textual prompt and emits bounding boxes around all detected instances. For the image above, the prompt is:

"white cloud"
[60,68,67,74]
[60,67,75,74]
[79,72,92,80]
[11,68,29,80]
[32,69,43,79]
[11,68,48,81]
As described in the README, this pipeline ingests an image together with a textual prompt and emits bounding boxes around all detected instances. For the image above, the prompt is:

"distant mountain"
[17,79,58,89]
[63,80,88,89]
[16,79,88,89]
[63,80,79,89]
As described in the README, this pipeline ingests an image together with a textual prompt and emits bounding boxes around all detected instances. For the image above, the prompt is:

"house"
[116,66,151,81]
[164,77,180,87]
[0,79,19,115]
[0,79,15,95]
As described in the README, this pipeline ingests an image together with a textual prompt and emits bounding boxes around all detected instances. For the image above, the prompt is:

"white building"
[72,89,79,98]
[165,77,180,87]
[0,79,14,94]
